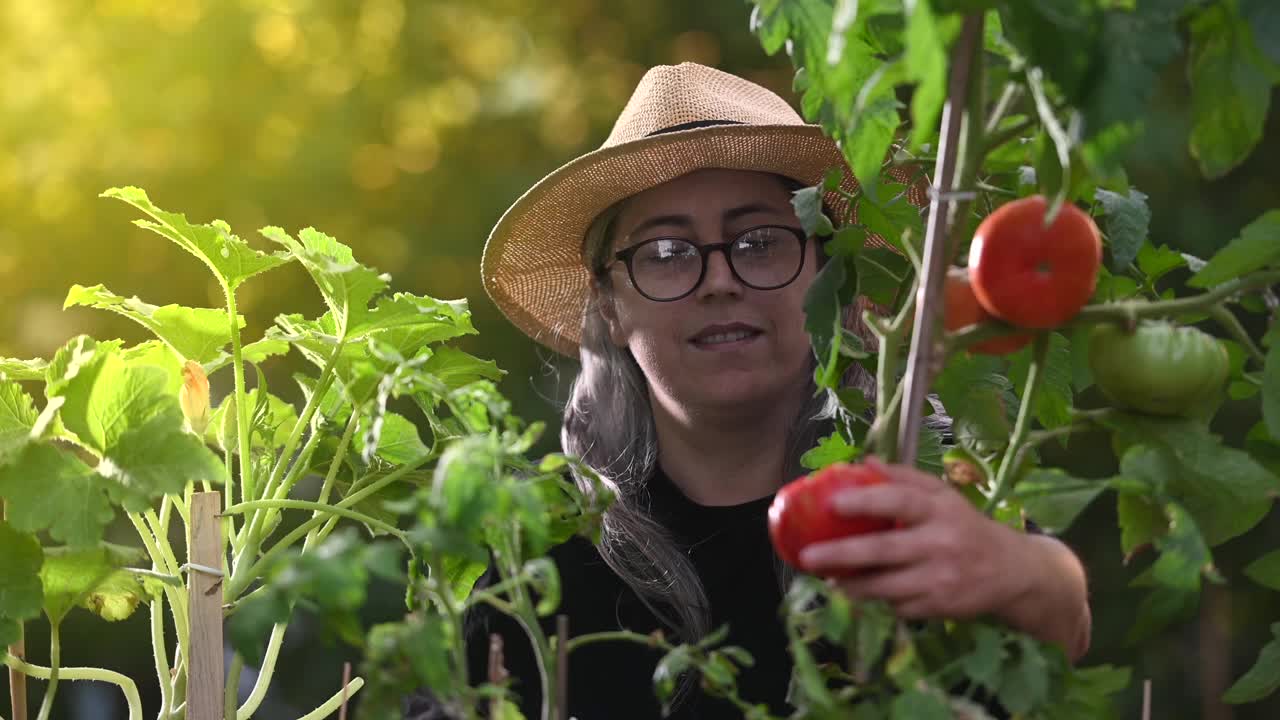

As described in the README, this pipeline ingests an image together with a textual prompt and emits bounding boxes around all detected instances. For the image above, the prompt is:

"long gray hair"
[559,175,880,712]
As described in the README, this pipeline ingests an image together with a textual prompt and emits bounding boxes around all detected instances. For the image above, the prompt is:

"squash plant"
[0,187,607,719]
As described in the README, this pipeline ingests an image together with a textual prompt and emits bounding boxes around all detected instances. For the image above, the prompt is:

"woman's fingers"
[830,482,935,526]
[798,526,922,574]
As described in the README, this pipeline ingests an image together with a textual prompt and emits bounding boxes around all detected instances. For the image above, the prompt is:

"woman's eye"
[639,240,695,264]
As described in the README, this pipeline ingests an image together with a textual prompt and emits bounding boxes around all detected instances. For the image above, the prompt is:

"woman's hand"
[795,457,1092,661]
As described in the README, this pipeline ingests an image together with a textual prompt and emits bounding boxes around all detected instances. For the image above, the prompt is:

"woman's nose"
[696,246,743,299]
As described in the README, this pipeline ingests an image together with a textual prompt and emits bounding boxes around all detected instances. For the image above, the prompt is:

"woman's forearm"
[998,534,1092,662]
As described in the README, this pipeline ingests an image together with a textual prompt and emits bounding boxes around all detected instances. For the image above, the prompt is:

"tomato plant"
[968,195,1102,330]
[768,462,896,577]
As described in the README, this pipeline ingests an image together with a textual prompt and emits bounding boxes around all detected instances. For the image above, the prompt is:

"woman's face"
[601,168,820,416]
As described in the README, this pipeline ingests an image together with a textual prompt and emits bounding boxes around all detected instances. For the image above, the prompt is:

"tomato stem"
[985,333,1049,515]
[1208,304,1267,365]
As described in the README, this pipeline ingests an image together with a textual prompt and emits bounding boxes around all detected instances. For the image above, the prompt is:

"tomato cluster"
[944,195,1102,354]
[767,462,897,578]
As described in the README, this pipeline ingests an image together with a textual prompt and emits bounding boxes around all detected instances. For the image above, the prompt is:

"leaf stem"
[3,654,140,720]
[128,512,189,664]
[565,630,671,655]
[222,499,407,544]
[234,624,285,720]
[224,653,242,720]
[149,599,172,718]
[224,288,255,508]
[33,624,59,720]
[1209,305,1266,365]
[985,333,1049,514]
[294,677,364,720]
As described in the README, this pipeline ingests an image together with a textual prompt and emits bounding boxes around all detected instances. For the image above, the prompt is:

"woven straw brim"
[482,123,866,358]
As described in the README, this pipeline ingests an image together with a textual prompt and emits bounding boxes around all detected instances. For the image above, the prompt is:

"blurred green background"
[1,1,1277,718]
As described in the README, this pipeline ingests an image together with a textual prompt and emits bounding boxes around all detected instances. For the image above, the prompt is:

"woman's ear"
[589,279,628,348]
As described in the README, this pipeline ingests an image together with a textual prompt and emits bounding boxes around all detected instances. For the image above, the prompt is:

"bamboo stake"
[187,492,224,720]
[897,13,986,465]
[338,662,352,720]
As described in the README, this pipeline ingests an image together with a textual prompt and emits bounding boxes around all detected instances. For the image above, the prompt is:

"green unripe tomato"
[1088,321,1230,417]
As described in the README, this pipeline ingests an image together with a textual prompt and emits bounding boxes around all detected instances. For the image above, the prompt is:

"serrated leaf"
[204,337,291,376]
[0,381,38,464]
[800,432,860,470]
[935,355,1016,451]
[0,521,44,625]
[1152,503,1214,591]
[49,343,172,454]
[261,226,387,337]
[1016,470,1104,533]
[0,444,113,547]
[855,247,911,307]
[1224,623,1280,704]
[359,412,430,465]
[1094,189,1150,272]
[102,419,224,510]
[1190,211,1280,288]
[1187,3,1273,179]
[1116,489,1165,559]
[1244,549,1280,591]
[998,637,1051,714]
[418,346,504,390]
[857,181,924,252]
[103,186,289,290]
[39,543,152,624]
[1136,242,1187,283]
[63,284,242,364]
[961,625,1008,692]
[1043,664,1131,720]
[1100,414,1279,544]
[804,255,854,389]
[0,357,48,382]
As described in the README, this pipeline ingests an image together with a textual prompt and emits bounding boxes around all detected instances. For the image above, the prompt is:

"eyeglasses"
[607,225,811,302]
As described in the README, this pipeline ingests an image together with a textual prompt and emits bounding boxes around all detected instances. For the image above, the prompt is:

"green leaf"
[418,346,504,390]
[1136,242,1187,283]
[1260,325,1280,441]
[1152,502,1214,591]
[801,432,861,470]
[1187,2,1274,179]
[1190,210,1280,288]
[854,599,895,672]
[0,381,38,464]
[0,444,112,547]
[0,521,44,625]
[961,624,1008,692]
[39,543,153,624]
[204,337,291,376]
[855,247,911,307]
[1125,587,1198,645]
[1016,470,1104,533]
[1116,489,1165,559]
[857,181,925,252]
[103,418,224,510]
[904,0,952,150]
[890,685,950,720]
[209,389,298,454]
[1244,549,1280,592]
[1085,3,1185,135]
[439,554,487,605]
[1043,664,1131,720]
[49,342,172,453]
[653,645,694,709]
[120,341,184,394]
[804,255,854,389]
[792,184,835,237]
[1094,189,1150,272]
[63,284,241,364]
[102,186,289,290]
[998,637,1052,714]
[1009,332,1073,429]
[1224,623,1280,704]
[359,412,430,465]
[935,355,1016,452]
[0,357,48,382]
[1100,414,1279,544]
[260,226,388,336]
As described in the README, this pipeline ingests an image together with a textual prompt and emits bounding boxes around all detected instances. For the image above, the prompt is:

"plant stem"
[565,630,671,655]
[985,333,1049,514]
[149,599,172,719]
[224,654,243,720]
[984,81,1024,136]
[223,499,407,544]
[1209,304,1267,365]
[234,623,286,720]
[224,288,255,507]
[430,551,475,695]
[294,677,365,720]
[1073,273,1280,325]
[128,512,189,664]
[983,117,1035,156]
[33,625,59,720]
[226,455,429,598]
[2,657,141,720]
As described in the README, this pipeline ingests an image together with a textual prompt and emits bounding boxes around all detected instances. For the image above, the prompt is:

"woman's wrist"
[996,532,1092,662]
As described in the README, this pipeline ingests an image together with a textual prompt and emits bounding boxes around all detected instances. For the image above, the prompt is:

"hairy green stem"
[149,599,172,719]
[224,654,242,720]
[235,623,286,720]
[33,625,59,720]
[985,334,1049,514]
[1073,271,1280,325]
[565,630,670,655]
[128,512,189,663]
[4,654,141,720]
[294,677,364,720]
[224,288,256,508]
[223,499,407,544]
[1209,304,1267,365]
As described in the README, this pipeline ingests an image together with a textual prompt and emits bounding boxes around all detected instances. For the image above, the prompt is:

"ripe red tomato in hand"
[943,267,1032,355]
[768,462,897,578]
[968,195,1102,329]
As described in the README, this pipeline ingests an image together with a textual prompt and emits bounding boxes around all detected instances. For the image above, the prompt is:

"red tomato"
[767,462,896,578]
[968,195,1101,329]
[943,267,1032,355]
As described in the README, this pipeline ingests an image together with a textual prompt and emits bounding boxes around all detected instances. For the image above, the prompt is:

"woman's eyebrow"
[625,202,788,239]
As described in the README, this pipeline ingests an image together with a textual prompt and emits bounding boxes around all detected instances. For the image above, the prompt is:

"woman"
[409,62,1091,719]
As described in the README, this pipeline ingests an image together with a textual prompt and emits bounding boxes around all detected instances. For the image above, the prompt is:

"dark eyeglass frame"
[605,224,812,302]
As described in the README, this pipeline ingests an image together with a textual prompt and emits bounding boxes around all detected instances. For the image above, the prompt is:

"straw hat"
[481,62,923,357]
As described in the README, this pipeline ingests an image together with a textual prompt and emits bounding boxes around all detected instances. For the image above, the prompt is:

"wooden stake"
[1141,678,1152,720]
[187,492,224,720]
[488,632,508,717]
[897,13,985,465]
[338,662,352,720]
